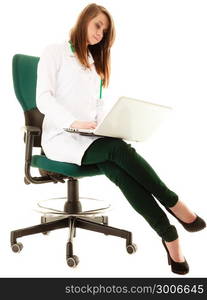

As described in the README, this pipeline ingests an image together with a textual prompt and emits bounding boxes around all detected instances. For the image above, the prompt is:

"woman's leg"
[82,137,178,208]
[95,160,185,262]
[95,160,178,242]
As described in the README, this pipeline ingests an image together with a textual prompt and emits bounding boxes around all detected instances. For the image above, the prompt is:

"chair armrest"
[23,125,53,184]
[24,126,41,163]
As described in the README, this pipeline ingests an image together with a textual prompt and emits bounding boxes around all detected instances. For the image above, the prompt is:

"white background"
[0,0,206,278]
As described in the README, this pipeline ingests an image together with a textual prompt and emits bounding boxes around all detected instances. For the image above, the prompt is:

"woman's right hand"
[70,120,97,129]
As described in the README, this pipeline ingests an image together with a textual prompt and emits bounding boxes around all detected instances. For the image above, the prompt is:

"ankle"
[169,200,197,223]
[164,238,185,262]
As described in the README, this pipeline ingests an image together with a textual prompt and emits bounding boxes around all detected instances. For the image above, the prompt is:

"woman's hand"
[70,120,97,129]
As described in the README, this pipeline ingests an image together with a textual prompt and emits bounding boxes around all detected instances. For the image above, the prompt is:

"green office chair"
[11,54,137,268]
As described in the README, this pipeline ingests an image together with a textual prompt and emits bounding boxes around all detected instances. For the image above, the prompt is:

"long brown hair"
[69,3,115,88]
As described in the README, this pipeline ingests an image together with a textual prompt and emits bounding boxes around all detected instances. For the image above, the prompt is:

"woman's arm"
[36,44,77,129]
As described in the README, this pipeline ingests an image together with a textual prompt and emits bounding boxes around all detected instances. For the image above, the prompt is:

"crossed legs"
[81,137,197,262]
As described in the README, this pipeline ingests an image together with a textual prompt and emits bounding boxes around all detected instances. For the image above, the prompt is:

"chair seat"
[31,155,103,178]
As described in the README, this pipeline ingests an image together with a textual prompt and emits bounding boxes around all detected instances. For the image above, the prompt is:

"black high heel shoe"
[165,207,206,232]
[161,239,189,275]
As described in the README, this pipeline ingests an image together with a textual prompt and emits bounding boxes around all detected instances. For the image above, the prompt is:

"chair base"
[10,177,137,267]
[10,214,137,267]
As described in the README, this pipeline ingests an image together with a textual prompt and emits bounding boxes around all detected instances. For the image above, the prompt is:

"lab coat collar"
[66,40,94,64]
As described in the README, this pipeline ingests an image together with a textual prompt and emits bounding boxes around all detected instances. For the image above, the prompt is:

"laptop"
[64,96,172,142]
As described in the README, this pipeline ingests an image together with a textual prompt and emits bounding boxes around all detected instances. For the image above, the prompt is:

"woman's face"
[87,13,109,45]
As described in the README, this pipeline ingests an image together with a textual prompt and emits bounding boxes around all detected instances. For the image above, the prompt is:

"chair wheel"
[11,242,23,253]
[126,243,137,254]
[24,177,30,185]
[67,255,79,268]
[42,231,49,235]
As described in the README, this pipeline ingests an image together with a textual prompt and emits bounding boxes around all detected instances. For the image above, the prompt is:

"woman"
[36,3,206,275]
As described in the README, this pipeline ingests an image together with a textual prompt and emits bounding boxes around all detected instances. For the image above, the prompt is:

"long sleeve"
[36,44,76,129]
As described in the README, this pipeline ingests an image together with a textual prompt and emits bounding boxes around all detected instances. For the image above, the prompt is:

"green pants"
[81,137,178,242]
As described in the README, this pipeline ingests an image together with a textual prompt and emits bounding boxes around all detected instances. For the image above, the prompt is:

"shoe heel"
[162,239,172,265]
[167,253,171,265]
[161,238,189,275]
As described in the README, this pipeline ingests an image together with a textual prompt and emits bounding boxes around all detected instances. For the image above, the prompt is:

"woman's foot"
[166,201,206,232]
[168,200,197,223]
[164,238,185,262]
[162,238,189,275]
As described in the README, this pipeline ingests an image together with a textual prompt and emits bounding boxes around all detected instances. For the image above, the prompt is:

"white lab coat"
[36,40,106,166]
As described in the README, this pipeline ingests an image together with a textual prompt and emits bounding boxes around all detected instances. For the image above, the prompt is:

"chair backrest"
[12,54,44,147]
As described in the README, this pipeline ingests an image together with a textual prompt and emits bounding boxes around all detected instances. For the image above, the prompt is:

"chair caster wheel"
[24,177,30,185]
[126,243,137,254]
[11,242,23,253]
[67,255,79,268]
[42,231,49,235]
